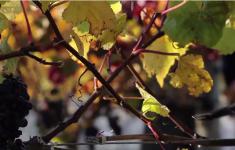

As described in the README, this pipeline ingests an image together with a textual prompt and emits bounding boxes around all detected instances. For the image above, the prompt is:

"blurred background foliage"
[0,1,235,150]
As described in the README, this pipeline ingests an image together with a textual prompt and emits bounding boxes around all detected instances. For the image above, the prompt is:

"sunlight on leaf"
[170,54,213,97]
[69,21,96,61]
[141,35,187,87]
[62,1,116,36]
[109,1,122,14]
[136,84,170,120]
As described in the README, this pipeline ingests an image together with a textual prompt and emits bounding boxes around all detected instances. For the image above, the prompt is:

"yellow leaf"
[170,54,213,96]
[62,1,116,36]
[109,1,122,14]
[142,35,187,87]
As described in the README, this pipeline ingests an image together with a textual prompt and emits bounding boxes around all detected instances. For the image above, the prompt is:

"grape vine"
[0,1,235,150]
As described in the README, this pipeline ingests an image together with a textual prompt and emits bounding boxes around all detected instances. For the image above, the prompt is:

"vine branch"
[0,44,63,66]
[26,53,62,66]
[33,2,166,147]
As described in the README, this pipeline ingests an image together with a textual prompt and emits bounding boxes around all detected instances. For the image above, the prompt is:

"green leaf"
[0,12,9,33]
[136,84,170,120]
[69,21,96,60]
[3,58,18,74]
[62,1,116,36]
[0,1,22,20]
[163,1,229,47]
[76,21,90,35]
[63,1,126,50]
[0,36,18,74]
[99,13,126,50]
[214,27,235,55]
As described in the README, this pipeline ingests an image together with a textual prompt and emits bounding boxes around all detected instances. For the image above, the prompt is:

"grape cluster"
[0,75,32,150]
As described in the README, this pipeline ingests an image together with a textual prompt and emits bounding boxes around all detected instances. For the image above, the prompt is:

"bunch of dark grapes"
[0,75,32,150]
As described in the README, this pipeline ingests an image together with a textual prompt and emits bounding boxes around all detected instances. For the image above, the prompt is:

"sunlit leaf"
[62,1,116,36]
[169,54,213,97]
[69,21,96,60]
[136,84,170,120]
[109,1,122,14]
[141,35,187,87]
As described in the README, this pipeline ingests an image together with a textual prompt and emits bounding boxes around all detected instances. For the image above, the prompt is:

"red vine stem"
[133,12,160,51]
[133,48,180,56]
[21,0,33,43]
[94,51,110,91]
[161,0,187,15]
[147,121,166,150]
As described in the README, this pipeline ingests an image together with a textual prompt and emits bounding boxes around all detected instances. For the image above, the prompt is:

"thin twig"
[133,12,161,51]
[94,52,109,90]
[134,49,180,56]
[161,0,187,15]
[0,40,64,62]
[103,96,143,101]
[0,50,25,61]
[141,31,165,48]
[0,44,37,61]
[78,68,88,86]
[142,9,159,29]
[147,122,166,150]
[21,0,33,43]
[26,53,63,66]
[169,115,197,138]
[193,104,235,120]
